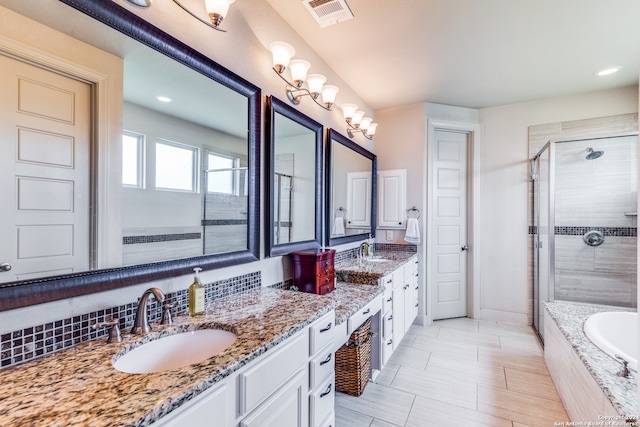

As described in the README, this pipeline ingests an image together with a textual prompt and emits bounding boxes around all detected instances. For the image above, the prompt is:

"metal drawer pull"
[320,323,332,333]
[387,339,393,346]
[388,315,393,320]
[415,303,419,307]
[386,279,392,284]
[362,308,370,315]
[320,383,333,398]
[320,353,332,366]
[386,297,392,302]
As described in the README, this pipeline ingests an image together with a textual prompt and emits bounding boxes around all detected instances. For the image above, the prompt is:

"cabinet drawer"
[156,382,229,426]
[310,349,334,389]
[309,375,334,427]
[309,311,336,355]
[347,296,382,334]
[382,290,393,314]
[382,335,394,365]
[315,260,334,274]
[239,332,307,414]
[319,412,335,427]
[383,312,393,340]
[380,273,393,291]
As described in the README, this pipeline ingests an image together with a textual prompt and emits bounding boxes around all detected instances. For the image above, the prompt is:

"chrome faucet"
[358,241,369,259]
[131,287,166,334]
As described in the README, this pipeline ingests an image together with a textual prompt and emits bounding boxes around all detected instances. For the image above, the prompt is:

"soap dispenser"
[189,267,205,316]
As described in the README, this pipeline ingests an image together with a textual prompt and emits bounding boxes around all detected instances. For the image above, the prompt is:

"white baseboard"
[476,308,528,325]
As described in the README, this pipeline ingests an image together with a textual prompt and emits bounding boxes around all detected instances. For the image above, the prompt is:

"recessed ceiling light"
[156,96,172,102]
[595,66,622,77]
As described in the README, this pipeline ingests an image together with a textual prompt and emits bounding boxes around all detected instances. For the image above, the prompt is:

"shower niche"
[530,129,638,340]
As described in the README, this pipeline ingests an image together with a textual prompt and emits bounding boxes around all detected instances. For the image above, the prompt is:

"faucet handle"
[615,354,631,378]
[93,319,122,343]
[161,301,178,325]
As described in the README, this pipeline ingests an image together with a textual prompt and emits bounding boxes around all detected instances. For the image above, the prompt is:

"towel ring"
[335,207,346,218]
[407,207,420,219]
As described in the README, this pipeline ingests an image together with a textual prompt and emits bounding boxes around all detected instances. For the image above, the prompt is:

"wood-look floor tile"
[370,419,403,427]
[437,327,501,348]
[387,344,430,369]
[335,382,414,426]
[335,405,374,426]
[406,395,512,427]
[427,352,507,389]
[478,321,536,338]
[478,346,549,376]
[434,317,480,332]
[405,324,440,338]
[411,334,479,361]
[498,334,543,354]
[374,360,400,387]
[391,365,478,410]
[477,384,568,426]
[504,367,562,400]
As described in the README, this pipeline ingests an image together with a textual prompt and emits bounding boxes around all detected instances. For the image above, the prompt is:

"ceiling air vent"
[303,0,354,27]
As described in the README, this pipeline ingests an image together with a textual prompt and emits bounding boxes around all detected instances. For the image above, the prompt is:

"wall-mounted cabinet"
[377,169,407,229]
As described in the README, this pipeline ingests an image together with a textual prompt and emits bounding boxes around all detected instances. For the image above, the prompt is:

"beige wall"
[374,86,639,325]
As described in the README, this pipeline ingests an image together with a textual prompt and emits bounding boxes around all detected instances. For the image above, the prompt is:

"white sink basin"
[113,329,237,374]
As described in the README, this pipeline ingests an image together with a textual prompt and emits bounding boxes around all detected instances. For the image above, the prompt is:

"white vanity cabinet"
[157,310,336,427]
[377,256,419,367]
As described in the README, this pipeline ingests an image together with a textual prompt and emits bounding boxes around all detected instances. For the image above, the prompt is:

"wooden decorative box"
[290,249,336,295]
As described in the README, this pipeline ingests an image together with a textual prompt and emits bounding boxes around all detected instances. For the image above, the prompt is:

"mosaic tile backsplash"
[0,271,261,369]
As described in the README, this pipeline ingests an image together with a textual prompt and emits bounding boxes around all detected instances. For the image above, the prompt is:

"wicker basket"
[335,317,372,396]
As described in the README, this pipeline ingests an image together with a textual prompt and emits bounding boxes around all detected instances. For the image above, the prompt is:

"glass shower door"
[533,144,551,340]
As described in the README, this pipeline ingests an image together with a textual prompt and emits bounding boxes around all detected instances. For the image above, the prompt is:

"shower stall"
[531,132,638,340]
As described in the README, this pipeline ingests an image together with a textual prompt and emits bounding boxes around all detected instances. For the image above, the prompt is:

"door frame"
[425,119,481,323]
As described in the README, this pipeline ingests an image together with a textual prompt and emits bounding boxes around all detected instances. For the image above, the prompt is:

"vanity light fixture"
[172,0,236,32]
[270,41,339,110]
[341,103,378,140]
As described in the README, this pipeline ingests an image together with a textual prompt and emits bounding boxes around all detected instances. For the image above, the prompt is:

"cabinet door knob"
[0,263,11,272]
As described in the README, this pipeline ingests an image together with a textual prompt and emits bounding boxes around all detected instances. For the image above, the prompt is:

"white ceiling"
[266,0,640,111]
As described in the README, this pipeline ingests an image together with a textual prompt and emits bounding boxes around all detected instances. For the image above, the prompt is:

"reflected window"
[207,152,239,195]
[122,131,144,188]
[155,139,197,192]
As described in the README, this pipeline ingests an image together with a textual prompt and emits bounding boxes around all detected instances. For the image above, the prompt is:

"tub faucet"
[615,354,631,378]
[131,287,166,334]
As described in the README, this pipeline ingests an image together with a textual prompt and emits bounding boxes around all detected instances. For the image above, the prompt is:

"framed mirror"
[0,0,260,311]
[266,96,323,256]
[325,129,377,246]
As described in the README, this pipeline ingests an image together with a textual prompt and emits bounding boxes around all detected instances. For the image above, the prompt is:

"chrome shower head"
[586,147,604,160]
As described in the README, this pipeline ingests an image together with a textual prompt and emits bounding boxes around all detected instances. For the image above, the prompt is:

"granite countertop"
[335,251,417,284]
[0,281,387,426]
[545,301,637,416]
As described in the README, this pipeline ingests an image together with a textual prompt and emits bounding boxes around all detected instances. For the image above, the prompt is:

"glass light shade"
[270,41,295,72]
[366,123,378,137]
[205,0,235,19]
[289,60,311,86]
[306,74,326,95]
[321,85,339,106]
[341,103,358,121]
[351,110,365,127]
[359,117,372,131]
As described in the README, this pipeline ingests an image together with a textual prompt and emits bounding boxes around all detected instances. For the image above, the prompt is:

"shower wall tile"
[594,236,637,275]
[554,235,595,272]
[554,271,636,308]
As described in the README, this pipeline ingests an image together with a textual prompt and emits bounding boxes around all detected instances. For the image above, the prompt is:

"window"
[207,152,240,195]
[155,139,198,192]
[122,131,144,188]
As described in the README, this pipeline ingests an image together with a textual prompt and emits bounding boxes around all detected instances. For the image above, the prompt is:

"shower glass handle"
[461,245,469,252]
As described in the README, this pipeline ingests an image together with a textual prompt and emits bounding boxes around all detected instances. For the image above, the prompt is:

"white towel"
[332,217,345,236]
[404,217,420,244]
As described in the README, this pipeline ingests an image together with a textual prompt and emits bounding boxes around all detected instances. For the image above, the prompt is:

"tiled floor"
[335,317,568,427]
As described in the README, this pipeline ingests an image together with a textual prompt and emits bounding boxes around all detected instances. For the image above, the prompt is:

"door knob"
[461,245,469,252]
[0,263,12,272]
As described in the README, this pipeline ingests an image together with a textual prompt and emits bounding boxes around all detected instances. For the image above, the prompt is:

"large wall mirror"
[266,96,323,256]
[325,129,377,246]
[0,0,260,310]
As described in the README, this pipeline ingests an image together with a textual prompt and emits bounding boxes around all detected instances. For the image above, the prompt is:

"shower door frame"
[531,131,639,340]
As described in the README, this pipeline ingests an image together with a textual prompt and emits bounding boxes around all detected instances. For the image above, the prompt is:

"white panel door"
[346,171,371,228]
[432,130,469,320]
[0,54,91,282]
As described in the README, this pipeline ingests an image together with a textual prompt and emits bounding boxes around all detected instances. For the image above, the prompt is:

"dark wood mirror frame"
[325,128,377,247]
[0,0,261,311]
[266,96,323,256]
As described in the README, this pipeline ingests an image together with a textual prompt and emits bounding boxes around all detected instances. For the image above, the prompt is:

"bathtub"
[583,311,638,371]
